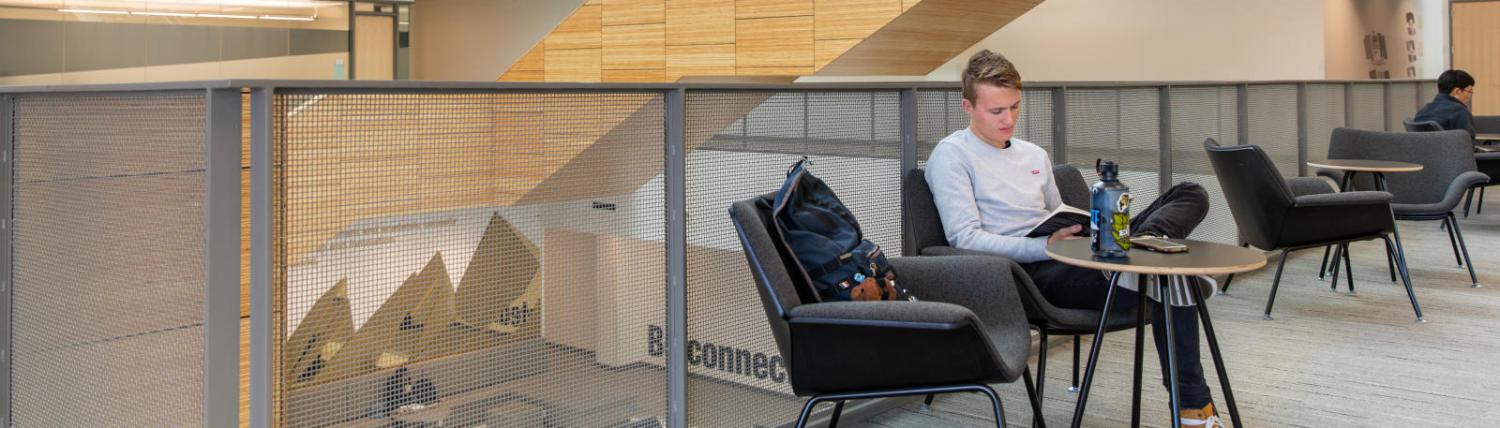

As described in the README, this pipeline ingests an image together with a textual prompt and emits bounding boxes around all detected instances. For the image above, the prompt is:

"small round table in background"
[1305,159,1422,290]
[1306,159,1423,193]
[1048,238,1265,428]
[1476,133,1500,145]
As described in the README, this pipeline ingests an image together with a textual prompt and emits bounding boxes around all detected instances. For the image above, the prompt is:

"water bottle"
[1090,160,1132,258]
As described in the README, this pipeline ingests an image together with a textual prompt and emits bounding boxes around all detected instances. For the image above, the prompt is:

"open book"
[1024,204,1092,238]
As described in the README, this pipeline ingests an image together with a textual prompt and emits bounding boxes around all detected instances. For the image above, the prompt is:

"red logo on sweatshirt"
[1031,169,1040,175]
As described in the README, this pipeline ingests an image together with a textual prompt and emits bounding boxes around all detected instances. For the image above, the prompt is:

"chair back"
[902,169,949,253]
[1328,128,1477,205]
[729,196,809,359]
[1052,164,1091,208]
[1204,139,1296,249]
[903,164,1091,254]
[1404,119,1443,132]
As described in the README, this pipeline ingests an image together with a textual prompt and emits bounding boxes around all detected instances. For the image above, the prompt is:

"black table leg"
[1070,272,1122,428]
[1131,274,1147,427]
[1189,273,1242,428]
[1158,276,1182,428]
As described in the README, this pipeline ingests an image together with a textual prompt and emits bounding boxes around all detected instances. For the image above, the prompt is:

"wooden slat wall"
[1453,1,1500,116]
[498,0,1052,82]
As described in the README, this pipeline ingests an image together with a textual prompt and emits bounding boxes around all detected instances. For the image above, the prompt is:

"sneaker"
[1180,402,1224,428]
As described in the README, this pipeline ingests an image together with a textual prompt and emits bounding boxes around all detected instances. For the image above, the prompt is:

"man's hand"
[1047,225,1084,245]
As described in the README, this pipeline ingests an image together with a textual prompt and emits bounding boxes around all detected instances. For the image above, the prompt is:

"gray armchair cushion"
[1294,190,1392,208]
[788,300,978,329]
[887,256,1029,380]
[1287,176,1336,197]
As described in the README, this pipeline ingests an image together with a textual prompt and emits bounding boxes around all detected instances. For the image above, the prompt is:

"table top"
[1046,238,1267,275]
[1306,159,1424,173]
[1476,133,1500,142]
[1476,145,1500,153]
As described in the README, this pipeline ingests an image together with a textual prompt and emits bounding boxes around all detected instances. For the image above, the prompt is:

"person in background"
[924,49,1223,427]
[1414,69,1477,138]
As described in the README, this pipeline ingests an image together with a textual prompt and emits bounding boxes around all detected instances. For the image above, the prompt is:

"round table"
[1306,159,1422,291]
[1047,238,1265,428]
[1306,159,1423,193]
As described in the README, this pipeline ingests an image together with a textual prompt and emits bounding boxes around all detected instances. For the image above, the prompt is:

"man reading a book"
[924,49,1222,428]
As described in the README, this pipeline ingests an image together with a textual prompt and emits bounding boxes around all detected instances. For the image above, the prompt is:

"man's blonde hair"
[962,49,1022,103]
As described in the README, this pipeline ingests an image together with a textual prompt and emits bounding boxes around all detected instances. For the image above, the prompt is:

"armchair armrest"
[1287,176,1336,197]
[785,300,1008,392]
[1441,170,1490,205]
[887,255,1030,330]
[1294,190,1392,208]
[788,300,977,329]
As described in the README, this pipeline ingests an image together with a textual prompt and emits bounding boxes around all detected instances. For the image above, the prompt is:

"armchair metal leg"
[1465,187,1476,218]
[796,385,1008,428]
[829,401,845,428]
[1329,245,1344,291]
[1343,243,1355,293]
[1318,245,1332,280]
[1444,216,1463,267]
[1069,335,1080,393]
[1448,213,1480,287]
[920,394,935,413]
[1036,332,1048,399]
[1264,249,1290,320]
[1481,187,1487,214]
[977,384,1008,428]
[1023,367,1047,428]
[1387,230,1425,322]
[1384,239,1397,283]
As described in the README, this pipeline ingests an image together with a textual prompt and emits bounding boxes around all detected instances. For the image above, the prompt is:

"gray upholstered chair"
[1405,117,1500,217]
[1324,128,1489,288]
[1205,139,1425,321]
[902,165,1142,402]
[730,196,1044,428]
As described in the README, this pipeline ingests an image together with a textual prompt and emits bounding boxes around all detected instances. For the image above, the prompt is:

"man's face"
[1455,85,1475,106]
[962,83,1021,148]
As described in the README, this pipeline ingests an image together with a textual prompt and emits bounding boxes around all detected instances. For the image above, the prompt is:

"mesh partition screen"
[1350,83,1386,131]
[10,91,207,426]
[1064,88,1161,209]
[274,90,667,427]
[684,90,902,426]
[914,88,1053,168]
[1305,84,1347,163]
[1389,82,1419,129]
[1417,81,1439,107]
[1247,85,1300,175]
[1169,86,1239,244]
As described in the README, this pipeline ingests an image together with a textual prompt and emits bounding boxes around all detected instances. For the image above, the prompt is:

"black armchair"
[1204,139,1424,321]
[902,165,1142,403]
[730,196,1044,428]
[1324,128,1489,287]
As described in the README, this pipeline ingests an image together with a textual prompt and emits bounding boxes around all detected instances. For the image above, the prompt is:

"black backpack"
[769,159,909,302]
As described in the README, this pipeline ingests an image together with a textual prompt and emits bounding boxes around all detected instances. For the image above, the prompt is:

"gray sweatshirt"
[924,128,1061,263]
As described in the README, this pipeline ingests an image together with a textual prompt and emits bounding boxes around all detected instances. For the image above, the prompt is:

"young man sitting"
[924,49,1222,428]
[1413,69,1477,138]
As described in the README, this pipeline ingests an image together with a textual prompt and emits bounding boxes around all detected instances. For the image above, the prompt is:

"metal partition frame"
[0,78,1437,428]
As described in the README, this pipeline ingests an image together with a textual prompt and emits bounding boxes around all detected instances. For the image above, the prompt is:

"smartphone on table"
[1131,236,1188,253]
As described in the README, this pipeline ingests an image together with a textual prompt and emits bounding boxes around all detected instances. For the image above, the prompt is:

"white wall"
[802,0,1328,83]
[410,0,582,81]
[1324,0,1447,80]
